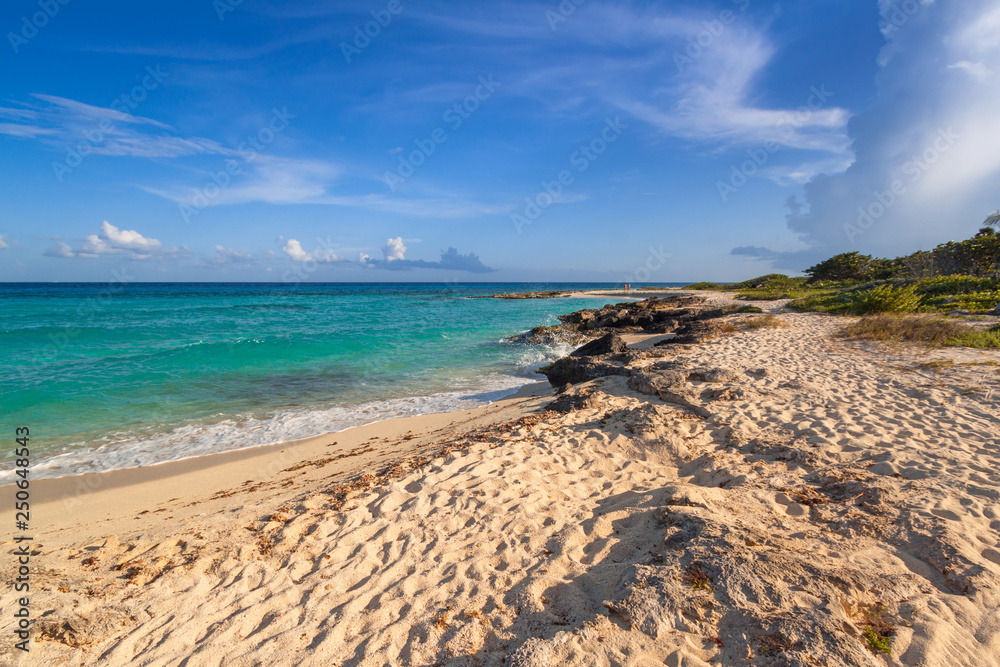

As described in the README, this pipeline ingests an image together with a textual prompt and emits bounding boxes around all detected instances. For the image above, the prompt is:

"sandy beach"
[3,294,1000,666]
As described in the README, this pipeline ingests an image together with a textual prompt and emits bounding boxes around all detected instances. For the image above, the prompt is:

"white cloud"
[52,221,174,260]
[487,5,852,183]
[282,238,341,264]
[99,221,161,253]
[0,235,8,250]
[620,35,850,155]
[282,239,313,263]
[382,237,406,262]
[44,241,75,258]
[0,123,57,138]
[948,60,992,81]
[759,0,1000,267]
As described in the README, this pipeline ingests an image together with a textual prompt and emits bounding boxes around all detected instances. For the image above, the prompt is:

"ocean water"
[0,283,673,481]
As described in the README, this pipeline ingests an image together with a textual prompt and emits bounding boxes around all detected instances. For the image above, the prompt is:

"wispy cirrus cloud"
[416,3,852,181]
[0,93,234,160]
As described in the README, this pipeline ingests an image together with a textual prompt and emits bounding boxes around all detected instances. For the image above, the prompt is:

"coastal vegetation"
[685,217,1000,312]
[681,217,1000,349]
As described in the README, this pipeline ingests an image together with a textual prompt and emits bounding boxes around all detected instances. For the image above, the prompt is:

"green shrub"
[923,291,1000,312]
[945,328,1000,349]
[847,284,923,314]
[787,291,852,313]
[915,275,1000,295]
[806,252,880,282]
[684,282,723,290]
[737,305,764,313]
[730,274,803,291]
[863,626,892,654]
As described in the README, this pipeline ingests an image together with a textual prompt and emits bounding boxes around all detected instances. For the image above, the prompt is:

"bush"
[786,291,852,313]
[806,252,878,282]
[915,275,1000,295]
[684,282,723,290]
[945,328,1000,349]
[736,290,803,301]
[737,305,764,313]
[841,315,967,346]
[746,314,789,329]
[730,274,803,291]
[847,284,923,314]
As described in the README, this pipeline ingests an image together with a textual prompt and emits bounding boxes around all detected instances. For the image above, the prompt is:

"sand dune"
[3,310,1000,666]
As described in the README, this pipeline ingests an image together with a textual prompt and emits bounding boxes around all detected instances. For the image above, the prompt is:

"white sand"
[3,313,999,666]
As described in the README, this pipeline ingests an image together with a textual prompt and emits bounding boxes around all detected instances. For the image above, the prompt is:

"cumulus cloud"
[99,221,161,253]
[78,221,161,258]
[750,0,1000,271]
[0,235,8,250]
[282,238,341,264]
[47,221,177,259]
[282,239,313,263]
[382,237,406,261]
[362,246,494,273]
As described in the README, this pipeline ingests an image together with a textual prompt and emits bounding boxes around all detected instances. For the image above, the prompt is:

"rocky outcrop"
[517,296,728,347]
[534,298,746,389]
[540,356,630,387]
[571,333,627,358]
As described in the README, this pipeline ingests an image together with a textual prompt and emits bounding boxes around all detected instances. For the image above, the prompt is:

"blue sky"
[1,0,998,282]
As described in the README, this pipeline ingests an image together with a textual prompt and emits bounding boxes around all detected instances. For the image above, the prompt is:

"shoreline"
[0,380,552,508]
[4,295,998,665]
[3,379,550,488]
[3,381,555,546]
[9,290,659,486]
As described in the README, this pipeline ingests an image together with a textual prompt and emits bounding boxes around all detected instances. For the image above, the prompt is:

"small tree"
[805,252,875,283]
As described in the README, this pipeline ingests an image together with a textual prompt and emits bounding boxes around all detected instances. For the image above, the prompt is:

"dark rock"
[545,388,601,413]
[691,308,725,321]
[689,368,739,383]
[539,356,629,387]
[558,309,597,325]
[571,333,627,358]
[626,371,709,417]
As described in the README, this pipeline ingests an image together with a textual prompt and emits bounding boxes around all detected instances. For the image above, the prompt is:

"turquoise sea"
[0,283,678,481]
